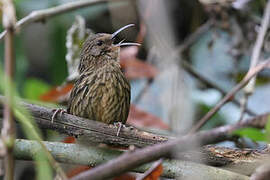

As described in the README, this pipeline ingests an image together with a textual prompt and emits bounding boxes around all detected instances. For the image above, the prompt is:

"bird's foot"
[114,122,125,136]
[51,108,67,123]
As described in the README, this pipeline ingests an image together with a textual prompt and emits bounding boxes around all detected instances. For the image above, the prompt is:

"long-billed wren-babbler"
[52,24,140,136]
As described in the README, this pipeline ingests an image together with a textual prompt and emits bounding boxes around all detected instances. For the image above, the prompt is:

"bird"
[52,24,140,136]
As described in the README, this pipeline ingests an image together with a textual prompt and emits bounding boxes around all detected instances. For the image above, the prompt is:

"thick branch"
[0,96,169,147]
[0,96,268,148]
[13,139,256,180]
[198,145,270,176]
[0,95,268,149]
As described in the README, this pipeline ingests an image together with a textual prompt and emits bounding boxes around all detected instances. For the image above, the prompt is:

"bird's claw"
[114,122,125,136]
[51,108,67,123]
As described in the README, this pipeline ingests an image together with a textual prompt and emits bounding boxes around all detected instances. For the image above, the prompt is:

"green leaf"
[35,150,53,180]
[23,78,51,100]
[233,128,267,142]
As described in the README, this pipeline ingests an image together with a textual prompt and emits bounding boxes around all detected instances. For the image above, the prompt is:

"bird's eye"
[97,40,103,46]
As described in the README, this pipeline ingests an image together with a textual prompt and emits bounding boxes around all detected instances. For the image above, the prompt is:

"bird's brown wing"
[67,72,96,119]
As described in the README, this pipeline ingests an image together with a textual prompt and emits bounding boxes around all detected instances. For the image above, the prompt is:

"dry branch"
[0,95,268,148]
[0,0,126,41]
[0,96,169,147]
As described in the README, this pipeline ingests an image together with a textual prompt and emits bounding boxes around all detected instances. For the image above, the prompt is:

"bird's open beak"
[114,42,141,47]
[111,24,141,47]
[111,24,135,39]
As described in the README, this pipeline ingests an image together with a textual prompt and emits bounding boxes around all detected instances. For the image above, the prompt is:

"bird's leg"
[114,122,125,136]
[51,108,67,123]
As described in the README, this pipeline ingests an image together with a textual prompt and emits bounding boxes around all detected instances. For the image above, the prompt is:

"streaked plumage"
[67,33,131,125]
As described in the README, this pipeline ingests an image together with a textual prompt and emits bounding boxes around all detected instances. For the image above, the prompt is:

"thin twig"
[1,0,16,179]
[189,59,270,133]
[0,0,125,41]
[177,19,214,53]
[239,0,270,121]
[238,93,249,122]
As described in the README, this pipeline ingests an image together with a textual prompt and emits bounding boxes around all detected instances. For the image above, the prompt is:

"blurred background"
[1,0,270,179]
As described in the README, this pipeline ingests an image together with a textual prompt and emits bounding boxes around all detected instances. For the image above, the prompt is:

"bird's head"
[79,24,140,73]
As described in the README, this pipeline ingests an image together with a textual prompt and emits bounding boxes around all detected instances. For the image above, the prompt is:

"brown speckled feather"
[67,33,130,124]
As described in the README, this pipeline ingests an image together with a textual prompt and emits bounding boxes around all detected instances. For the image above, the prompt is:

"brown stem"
[0,96,268,148]
[0,0,126,41]
[2,0,16,178]
[2,28,15,180]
